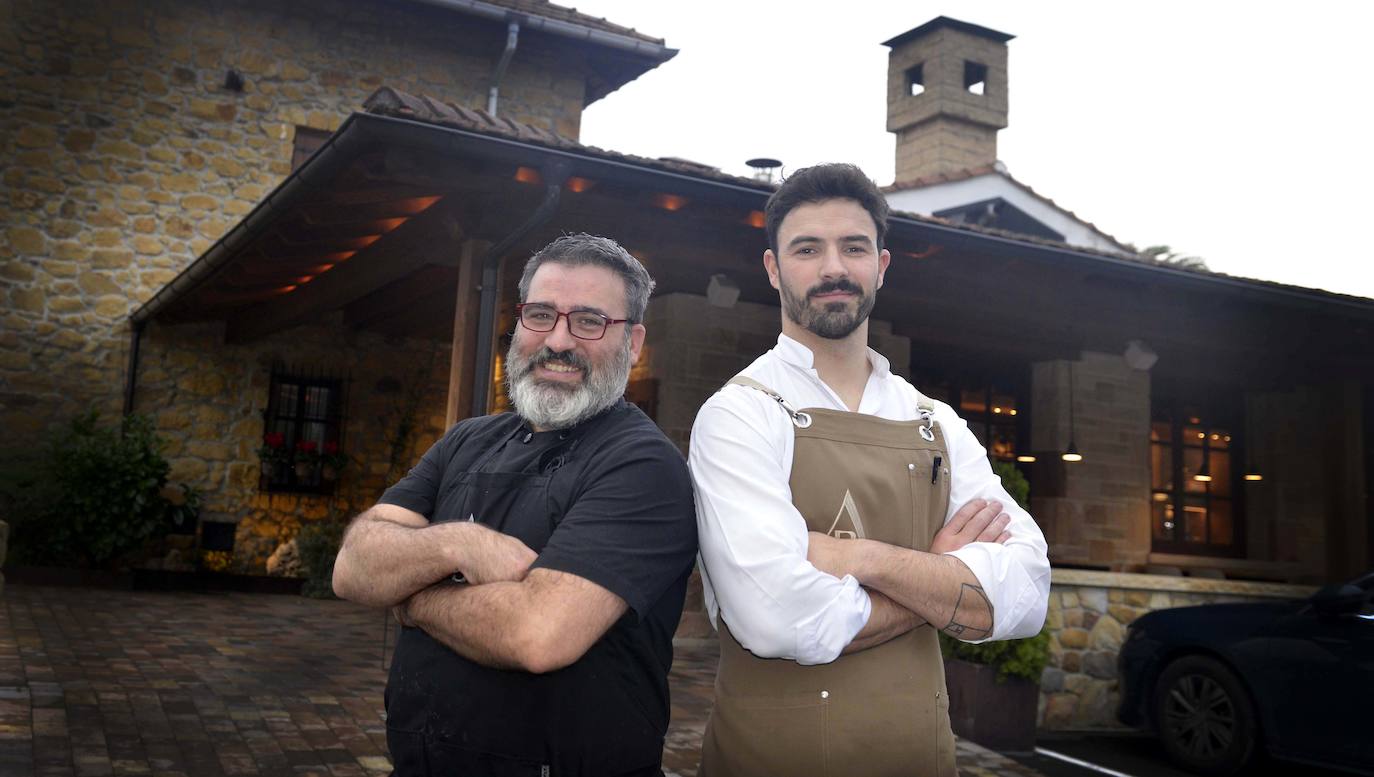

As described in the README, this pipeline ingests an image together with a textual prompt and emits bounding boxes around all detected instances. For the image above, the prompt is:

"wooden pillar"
[445,240,484,429]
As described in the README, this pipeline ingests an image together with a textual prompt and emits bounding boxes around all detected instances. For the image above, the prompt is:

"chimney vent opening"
[963,60,987,95]
[906,63,925,96]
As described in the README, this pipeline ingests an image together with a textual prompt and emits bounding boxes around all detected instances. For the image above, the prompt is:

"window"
[260,364,348,493]
[921,378,1026,463]
[906,63,926,96]
[964,60,988,95]
[1151,406,1242,556]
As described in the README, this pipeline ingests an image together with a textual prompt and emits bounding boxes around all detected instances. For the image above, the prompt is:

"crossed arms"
[332,503,626,674]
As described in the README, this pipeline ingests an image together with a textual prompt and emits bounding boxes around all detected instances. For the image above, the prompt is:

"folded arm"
[398,568,628,674]
[332,504,535,607]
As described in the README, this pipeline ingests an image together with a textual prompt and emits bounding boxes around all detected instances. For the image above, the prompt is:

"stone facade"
[0,0,594,453]
[1030,352,1153,569]
[133,317,450,572]
[1038,569,1315,730]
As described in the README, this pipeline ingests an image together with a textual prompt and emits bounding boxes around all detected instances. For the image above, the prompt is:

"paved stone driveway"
[0,585,1045,776]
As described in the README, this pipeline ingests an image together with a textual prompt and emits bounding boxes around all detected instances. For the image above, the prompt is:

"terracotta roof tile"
[483,0,664,45]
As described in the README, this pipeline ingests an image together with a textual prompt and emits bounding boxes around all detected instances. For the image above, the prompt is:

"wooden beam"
[224,200,463,343]
[446,240,485,429]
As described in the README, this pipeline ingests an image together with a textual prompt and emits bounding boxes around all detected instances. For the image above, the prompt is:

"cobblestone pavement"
[1,585,1046,776]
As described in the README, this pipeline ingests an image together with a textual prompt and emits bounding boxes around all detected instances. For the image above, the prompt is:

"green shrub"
[296,519,346,598]
[991,459,1030,511]
[3,411,196,568]
[940,628,1051,683]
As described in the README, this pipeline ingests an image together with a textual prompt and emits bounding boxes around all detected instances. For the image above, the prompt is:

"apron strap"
[726,375,812,429]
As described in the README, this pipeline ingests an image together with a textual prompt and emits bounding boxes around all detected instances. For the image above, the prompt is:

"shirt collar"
[774,333,893,378]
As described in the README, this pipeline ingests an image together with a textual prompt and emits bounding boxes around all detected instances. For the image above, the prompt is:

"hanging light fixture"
[1062,360,1083,462]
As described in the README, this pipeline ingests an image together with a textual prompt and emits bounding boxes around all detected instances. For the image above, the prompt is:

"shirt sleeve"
[689,387,872,666]
[937,406,1051,643]
[376,426,457,519]
[532,432,698,621]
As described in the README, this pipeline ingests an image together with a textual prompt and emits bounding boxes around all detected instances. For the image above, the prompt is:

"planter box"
[945,658,1040,752]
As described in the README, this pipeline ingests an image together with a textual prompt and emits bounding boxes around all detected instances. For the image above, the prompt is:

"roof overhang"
[135,110,1374,386]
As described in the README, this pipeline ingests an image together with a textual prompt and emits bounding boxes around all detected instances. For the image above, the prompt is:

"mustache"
[807,279,863,299]
[528,346,588,371]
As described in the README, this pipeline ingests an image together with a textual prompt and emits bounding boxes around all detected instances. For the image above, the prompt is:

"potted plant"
[940,629,1051,752]
[293,439,320,482]
[319,441,347,482]
[257,432,289,480]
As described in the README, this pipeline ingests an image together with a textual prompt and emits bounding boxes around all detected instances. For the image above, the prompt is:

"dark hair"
[517,233,655,322]
[764,163,889,255]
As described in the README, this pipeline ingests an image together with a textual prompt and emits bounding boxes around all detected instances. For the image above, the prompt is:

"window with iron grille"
[259,364,348,494]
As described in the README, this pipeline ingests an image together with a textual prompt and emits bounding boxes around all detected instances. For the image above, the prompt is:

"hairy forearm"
[855,542,994,642]
[843,588,926,654]
[332,511,465,607]
[405,581,533,671]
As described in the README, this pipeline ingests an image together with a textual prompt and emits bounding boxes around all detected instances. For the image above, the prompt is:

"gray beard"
[505,336,632,430]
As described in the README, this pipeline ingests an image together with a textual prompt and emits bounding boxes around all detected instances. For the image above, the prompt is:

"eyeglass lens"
[521,305,608,339]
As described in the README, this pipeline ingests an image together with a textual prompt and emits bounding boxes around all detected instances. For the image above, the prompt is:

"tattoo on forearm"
[942,583,993,640]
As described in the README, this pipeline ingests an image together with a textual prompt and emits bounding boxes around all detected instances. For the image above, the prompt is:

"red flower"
[263,432,286,448]
[296,440,318,453]
[323,441,339,455]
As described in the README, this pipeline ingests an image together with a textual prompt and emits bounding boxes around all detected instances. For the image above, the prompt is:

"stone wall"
[643,292,912,454]
[1030,352,1152,569]
[1038,569,1314,730]
[0,0,591,454]
[134,317,450,572]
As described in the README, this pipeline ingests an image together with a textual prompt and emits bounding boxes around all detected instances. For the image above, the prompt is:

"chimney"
[883,17,1014,183]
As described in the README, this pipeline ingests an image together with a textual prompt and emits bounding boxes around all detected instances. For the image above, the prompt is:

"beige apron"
[699,376,955,777]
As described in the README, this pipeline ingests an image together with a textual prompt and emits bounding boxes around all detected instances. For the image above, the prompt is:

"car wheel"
[1153,655,1258,777]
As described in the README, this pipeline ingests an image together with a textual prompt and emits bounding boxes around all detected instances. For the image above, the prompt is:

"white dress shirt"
[689,334,1051,666]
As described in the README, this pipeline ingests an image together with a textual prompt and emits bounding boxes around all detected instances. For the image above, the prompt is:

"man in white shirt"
[690,163,1050,775]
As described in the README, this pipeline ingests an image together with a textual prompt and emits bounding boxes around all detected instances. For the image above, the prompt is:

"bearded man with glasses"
[333,233,698,777]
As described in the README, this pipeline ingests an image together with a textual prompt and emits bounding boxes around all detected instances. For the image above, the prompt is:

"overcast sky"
[575,1,1374,301]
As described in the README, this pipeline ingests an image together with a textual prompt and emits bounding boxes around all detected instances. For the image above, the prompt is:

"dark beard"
[781,278,875,339]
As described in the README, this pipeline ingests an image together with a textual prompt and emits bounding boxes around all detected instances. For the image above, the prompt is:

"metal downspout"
[469,161,569,417]
[122,319,146,415]
[487,21,520,116]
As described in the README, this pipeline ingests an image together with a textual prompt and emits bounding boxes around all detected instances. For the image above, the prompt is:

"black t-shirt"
[378,399,697,774]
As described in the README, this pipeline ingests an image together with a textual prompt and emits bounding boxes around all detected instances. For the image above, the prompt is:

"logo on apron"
[826,490,866,539]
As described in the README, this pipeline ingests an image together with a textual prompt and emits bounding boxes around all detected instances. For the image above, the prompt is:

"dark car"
[1117,571,1374,776]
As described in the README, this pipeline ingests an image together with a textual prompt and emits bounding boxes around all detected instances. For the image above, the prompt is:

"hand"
[456,523,537,584]
[929,498,1011,555]
[392,601,415,629]
[807,531,862,579]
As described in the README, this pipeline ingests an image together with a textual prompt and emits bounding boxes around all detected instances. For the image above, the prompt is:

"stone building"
[3,6,1371,731]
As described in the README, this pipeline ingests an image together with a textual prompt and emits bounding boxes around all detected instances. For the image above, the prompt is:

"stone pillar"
[1030,352,1151,570]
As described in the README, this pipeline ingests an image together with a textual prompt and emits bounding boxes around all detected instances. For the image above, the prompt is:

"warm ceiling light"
[993,407,1002,414]
[1211,433,1220,441]
[566,177,595,193]
[1009,409,1018,415]
[392,195,442,215]
[1193,473,1213,482]
[1152,493,1168,502]
[1016,455,1036,463]
[1189,417,1201,424]
[653,193,687,211]
[352,235,382,248]
[1244,473,1264,482]
[320,251,356,263]
[1061,449,1083,463]
[514,166,542,184]
[275,285,298,294]
[746,210,765,228]
[1197,432,1206,439]
[295,275,315,284]
[374,217,409,233]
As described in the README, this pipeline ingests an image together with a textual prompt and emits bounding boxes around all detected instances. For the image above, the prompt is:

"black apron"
[384,414,665,777]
